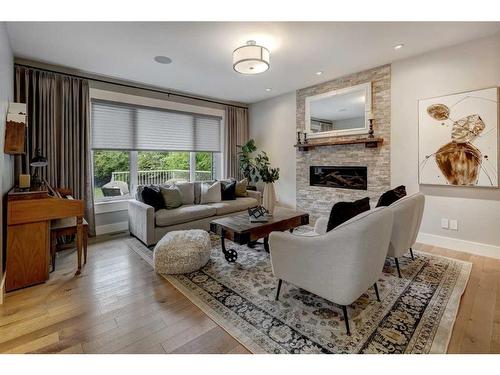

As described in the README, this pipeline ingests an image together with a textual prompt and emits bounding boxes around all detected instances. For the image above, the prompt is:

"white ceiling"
[6,22,500,104]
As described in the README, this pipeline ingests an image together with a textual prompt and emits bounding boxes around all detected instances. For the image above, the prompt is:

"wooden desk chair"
[50,217,88,272]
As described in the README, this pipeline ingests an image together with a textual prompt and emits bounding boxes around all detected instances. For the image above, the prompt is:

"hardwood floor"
[1,235,499,354]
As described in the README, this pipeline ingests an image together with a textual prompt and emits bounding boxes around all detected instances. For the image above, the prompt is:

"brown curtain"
[15,66,95,236]
[225,106,249,179]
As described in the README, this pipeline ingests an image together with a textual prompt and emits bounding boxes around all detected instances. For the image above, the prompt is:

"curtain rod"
[14,62,249,110]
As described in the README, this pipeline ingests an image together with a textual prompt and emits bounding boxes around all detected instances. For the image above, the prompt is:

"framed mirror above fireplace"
[305,82,372,139]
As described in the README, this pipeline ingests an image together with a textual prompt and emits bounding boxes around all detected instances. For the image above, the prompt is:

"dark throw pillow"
[221,180,237,201]
[326,197,371,232]
[141,185,164,211]
[376,185,407,207]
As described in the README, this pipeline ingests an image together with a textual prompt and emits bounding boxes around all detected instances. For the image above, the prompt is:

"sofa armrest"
[129,200,155,246]
[314,216,329,235]
[246,190,262,204]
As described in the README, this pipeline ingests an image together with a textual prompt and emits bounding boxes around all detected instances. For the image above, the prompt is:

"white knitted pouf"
[153,229,211,274]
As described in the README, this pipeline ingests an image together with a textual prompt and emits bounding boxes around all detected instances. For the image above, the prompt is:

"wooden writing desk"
[6,188,85,292]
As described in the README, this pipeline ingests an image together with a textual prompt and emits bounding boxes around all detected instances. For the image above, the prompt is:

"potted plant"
[237,139,258,188]
[254,151,280,215]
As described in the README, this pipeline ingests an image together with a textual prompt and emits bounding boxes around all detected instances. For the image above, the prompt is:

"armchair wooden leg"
[275,279,282,301]
[409,247,415,260]
[374,282,380,302]
[395,258,402,278]
[342,305,351,335]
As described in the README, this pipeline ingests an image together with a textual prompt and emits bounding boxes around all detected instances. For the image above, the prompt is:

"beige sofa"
[129,181,261,246]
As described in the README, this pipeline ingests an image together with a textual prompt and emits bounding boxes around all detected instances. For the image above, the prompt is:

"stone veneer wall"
[296,64,391,221]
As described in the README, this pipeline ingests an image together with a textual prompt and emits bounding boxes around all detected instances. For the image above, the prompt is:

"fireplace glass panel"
[310,166,367,190]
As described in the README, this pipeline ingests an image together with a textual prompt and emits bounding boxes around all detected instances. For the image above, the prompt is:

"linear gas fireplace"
[310,166,367,190]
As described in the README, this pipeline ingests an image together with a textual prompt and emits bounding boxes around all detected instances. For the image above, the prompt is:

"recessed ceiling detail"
[232,40,270,75]
[154,55,172,64]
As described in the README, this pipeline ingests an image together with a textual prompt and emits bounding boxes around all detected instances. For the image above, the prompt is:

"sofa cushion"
[376,185,406,207]
[221,180,237,200]
[326,197,370,232]
[207,197,258,216]
[200,181,222,204]
[175,182,195,205]
[235,179,248,197]
[155,204,217,227]
[160,185,183,209]
[141,186,164,211]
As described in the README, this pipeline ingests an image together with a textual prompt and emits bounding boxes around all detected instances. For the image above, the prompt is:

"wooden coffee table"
[209,207,309,262]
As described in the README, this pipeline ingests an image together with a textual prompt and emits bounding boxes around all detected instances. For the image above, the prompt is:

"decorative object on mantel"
[296,130,309,145]
[368,111,375,138]
[294,137,384,151]
[418,87,498,187]
[4,102,27,154]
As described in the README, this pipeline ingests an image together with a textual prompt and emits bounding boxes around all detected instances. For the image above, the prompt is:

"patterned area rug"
[127,232,471,354]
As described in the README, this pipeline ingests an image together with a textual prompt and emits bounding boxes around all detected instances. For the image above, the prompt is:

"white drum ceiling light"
[233,40,270,75]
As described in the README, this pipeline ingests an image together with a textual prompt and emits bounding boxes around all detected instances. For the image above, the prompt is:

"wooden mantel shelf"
[294,137,384,151]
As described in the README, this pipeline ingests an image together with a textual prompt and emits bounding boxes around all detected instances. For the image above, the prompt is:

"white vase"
[262,182,276,216]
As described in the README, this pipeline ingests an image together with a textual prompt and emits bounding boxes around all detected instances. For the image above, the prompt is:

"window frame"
[90,89,225,204]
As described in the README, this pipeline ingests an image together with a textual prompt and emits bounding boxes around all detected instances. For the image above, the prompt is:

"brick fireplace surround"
[296,64,391,222]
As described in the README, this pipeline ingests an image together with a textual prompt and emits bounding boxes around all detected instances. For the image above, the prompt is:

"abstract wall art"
[418,87,499,187]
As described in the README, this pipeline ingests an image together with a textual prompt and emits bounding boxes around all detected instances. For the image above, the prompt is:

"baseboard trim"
[417,232,500,259]
[95,221,129,236]
[0,273,5,305]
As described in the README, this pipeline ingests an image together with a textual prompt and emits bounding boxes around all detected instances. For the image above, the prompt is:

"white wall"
[392,32,500,256]
[249,92,297,209]
[0,22,14,287]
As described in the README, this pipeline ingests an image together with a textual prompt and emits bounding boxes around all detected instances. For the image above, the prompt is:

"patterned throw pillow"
[326,197,371,232]
[235,179,248,197]
[376,185,407,207]
[160,186,183,209]
[200,181,222,204]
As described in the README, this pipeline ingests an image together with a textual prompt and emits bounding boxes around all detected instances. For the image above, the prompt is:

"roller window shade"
[91,100,221,152]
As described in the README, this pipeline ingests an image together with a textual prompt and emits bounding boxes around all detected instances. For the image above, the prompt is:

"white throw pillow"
[175,182,195,205]
[200,181,221,204]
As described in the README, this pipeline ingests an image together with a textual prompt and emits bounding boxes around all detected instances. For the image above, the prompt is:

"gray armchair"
[268,207,394,335]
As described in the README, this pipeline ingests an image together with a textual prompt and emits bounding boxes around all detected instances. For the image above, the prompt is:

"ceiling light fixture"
[233,40,270,75]
[316,71,323,75]
[393,44,404,50]
[154,55,172,64]
[265,88,272,92]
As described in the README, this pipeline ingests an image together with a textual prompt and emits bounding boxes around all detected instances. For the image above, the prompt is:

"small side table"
[50,217,88,273]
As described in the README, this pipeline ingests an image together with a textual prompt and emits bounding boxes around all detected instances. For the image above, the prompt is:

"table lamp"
[30,148,48,189]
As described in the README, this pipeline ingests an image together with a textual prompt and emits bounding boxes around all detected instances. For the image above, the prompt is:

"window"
[93,150,219,201]
[93,150,131,200]
[91,98,223,202]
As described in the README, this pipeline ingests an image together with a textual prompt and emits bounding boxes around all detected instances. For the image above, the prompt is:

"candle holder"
[367,112,375,138]
[297,131,302,145]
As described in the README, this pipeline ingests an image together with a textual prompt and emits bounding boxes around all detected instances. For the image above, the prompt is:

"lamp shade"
[233,40,270,75]
[30,149,48,167]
